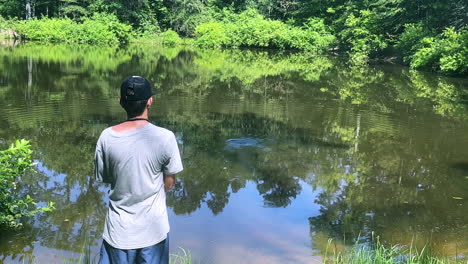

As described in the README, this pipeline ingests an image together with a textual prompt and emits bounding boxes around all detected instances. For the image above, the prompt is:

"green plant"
[339,10,388,63]
[322,236,463,264]
[170,247,193,264]
[0,15,6,29]
[13,13,131,44]
[160,29,182,46]
[135,20,161,40]
[194,9,336,52]
[410,27,468,75]
[0,139,54,228]
[194,21,229,47]
[86,13,132,43]
[396,23,432,63]
[289,18,336,51]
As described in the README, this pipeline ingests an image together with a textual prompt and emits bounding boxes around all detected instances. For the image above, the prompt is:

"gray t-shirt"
[94,123,183,249]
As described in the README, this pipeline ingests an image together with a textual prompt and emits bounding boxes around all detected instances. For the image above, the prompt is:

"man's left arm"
[162,132,183,192]
[164,174,176,192]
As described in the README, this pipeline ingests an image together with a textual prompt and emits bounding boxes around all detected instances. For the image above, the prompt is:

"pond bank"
[0,29,18,40]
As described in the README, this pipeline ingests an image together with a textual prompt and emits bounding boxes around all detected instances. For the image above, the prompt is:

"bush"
[134,20,161,40]
[339,10,387,63]
[410,27,468,75]
[194,21,229,47]
[0,15,6,29]
[87,13,132,43]
[289,18,336,51]
[14,13,132,44]
[160,29,182,46]
[396,24,468,75]
[15,17,76,42]
[396,23,432,62]
[194,9,336,52]
[0,139,54,228]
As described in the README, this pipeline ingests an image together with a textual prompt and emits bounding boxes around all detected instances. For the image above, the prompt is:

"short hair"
[120,99,148,118]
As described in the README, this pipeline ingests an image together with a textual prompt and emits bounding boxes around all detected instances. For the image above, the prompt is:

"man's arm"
[162,132,183,192]
[95,135,112,184]
[95,138,106,183]
[164,174,176,192]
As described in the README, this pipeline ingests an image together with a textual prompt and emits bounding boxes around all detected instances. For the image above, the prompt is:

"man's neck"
[112,110,150,133]
[128,112,149,120]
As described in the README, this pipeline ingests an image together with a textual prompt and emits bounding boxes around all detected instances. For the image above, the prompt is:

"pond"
[0,42,467,263]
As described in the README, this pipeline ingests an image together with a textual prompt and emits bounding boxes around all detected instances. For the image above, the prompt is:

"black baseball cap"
[120,76,155,101]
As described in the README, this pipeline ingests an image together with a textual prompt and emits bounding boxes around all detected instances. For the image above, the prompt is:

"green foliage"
[396,23,432,62]
[339,10,388,63]
[194,9,336,51]
[0,15,6,28]
[170,248,193,264]
[14,13,131,44]
[324,238,455,264]
[0,139,54,228]
[409,27,468,75]
[289,18,337,51]
[88,13,132,43]
[134,20,161,40]
[194,21,229,47]
[222,9,290,48]
[165,0,214,37]
[0,0,465,74]
[60,0,88,20]
[160,29,182,46]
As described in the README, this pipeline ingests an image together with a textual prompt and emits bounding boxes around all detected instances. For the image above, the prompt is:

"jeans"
[99,235,169,264]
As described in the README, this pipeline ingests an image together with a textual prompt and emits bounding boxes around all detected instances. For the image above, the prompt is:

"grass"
[16,237,465,264]
[323,238,466,264]
[170,247,193,264]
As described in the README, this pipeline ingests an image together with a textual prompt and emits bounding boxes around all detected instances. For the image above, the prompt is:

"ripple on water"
[224,138,272,152]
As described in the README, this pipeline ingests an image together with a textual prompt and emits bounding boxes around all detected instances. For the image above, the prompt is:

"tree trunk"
[25,0,32,19]
[32,0,36,18]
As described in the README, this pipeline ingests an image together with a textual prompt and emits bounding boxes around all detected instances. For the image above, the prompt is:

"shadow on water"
[450,162,468,172]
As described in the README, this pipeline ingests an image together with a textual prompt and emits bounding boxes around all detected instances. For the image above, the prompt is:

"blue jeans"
[99,235,169,264]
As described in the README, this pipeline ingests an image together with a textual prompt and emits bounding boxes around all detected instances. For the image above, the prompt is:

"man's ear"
[147,97,153,107]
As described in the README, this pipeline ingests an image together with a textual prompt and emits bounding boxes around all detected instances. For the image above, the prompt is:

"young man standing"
[95,76,183,264]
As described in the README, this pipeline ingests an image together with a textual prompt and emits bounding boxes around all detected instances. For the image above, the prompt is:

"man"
[94,76,183,264]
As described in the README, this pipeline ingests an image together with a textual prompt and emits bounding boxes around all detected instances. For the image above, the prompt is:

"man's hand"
[163,174,176,192]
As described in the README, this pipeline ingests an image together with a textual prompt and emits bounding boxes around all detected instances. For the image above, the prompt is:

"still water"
[0,42,467,263]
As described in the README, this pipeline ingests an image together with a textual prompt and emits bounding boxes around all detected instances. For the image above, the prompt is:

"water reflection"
[0,43,467,262]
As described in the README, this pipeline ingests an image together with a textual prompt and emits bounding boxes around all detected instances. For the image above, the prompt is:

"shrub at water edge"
[396,23,433,63]
[14,13,131,44]
[159,29,182,47]
[194,21,229,47]
[0,139,54,228]
[409,27,467,75]
[338,10,387,64]
[194,9,336,52]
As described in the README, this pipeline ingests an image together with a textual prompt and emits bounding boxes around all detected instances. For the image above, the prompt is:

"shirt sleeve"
[163,132,184,175]
[95,136,111,184]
